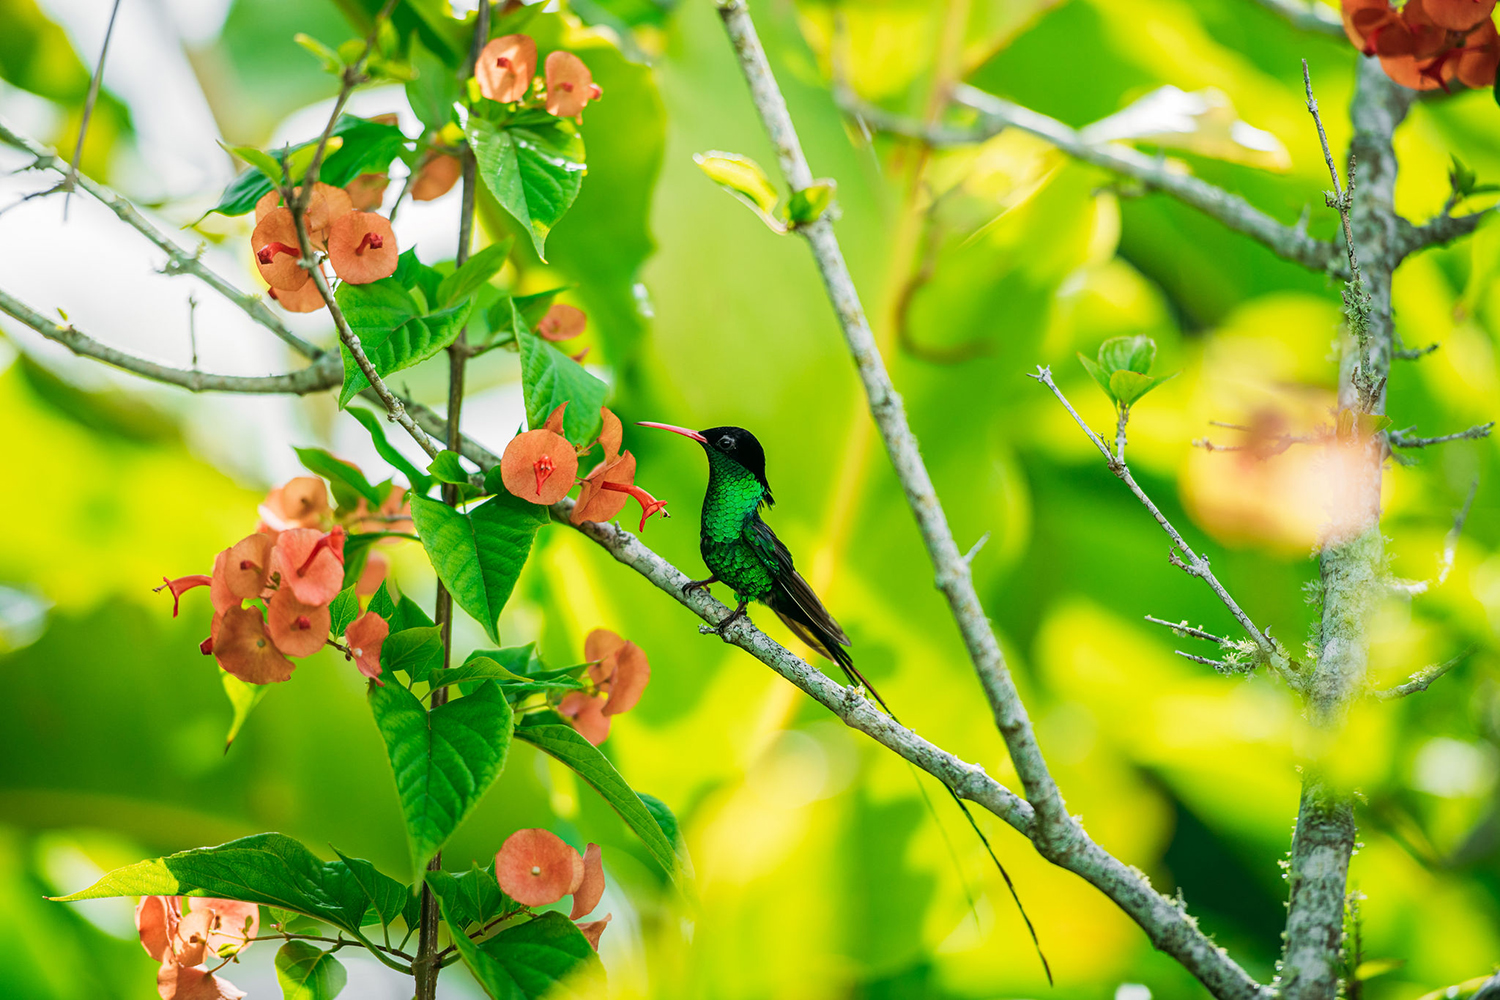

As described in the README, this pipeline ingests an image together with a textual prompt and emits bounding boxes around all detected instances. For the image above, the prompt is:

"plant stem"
[414,7,491,998]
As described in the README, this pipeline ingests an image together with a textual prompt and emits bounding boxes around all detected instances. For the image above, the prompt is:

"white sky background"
[0,0,529,492]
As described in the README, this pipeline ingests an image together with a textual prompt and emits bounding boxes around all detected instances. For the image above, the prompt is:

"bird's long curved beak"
[638,421,707,443]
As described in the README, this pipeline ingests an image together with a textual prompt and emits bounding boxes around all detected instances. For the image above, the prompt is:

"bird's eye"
[718,435,734,450]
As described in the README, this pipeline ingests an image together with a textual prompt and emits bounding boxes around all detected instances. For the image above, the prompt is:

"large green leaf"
[468,115,586,261]
[518,330,606,446]
[383,624,444,683]
[335,272,474,406]
[209,115,409,217]
[438,239,513,309]
[51,834,402,937]
[436,905,601,1000]
[515,725,680,879]
[429,654,584,698]
[408,492,549,643]
[425,863,516,929]
[275,941,348,1000]
[332,849,408,928]
[369,680,514,876]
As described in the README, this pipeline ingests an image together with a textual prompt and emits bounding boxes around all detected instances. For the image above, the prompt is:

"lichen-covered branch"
[1373,648,1471,700]
[1395,206,1496,260]
[834,84,1344,276]
[1389,423,1495,449]
[0,286,340,393]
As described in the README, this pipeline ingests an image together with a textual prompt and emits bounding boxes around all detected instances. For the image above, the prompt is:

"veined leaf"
[335,268,474,406]
[51,834,402,937]
[331,848,408,928]
[469,115,586,261]
[515,724,681,879]
[208,115,408,217]
[382,625,443,683]
[438,238,514,309]
[329,585,360,636]
[222,672,269,752]
[295,446,383,507]
[424,863,515,929]
[435,905,601,1000]
[518,330,606,446]
[409,492,549,644]
[275,941,348,1000]
[1109,368,1177,406]
[348,407,436,494]
[1099,334,1156,376]
[428,654,584,697]
[427,450,472,486]
[369,680,515,877]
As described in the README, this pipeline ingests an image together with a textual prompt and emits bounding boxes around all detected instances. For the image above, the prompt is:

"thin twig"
[1144,615,1230,646]
[1389,423,1494,449]
[834,83,1344,276]
[63,0,123,218]
[1391,480,1479,597]
[0,286,340,394]
[1373,648,1473,699]
[1177,651,1233,669]
[1394,206,1496,260]
[1030,366,1282,663]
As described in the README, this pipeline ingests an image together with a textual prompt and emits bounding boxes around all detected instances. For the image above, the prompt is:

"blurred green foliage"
[1,0,1499,998]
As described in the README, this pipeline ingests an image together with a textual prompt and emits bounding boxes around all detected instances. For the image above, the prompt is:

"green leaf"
[369,680,515,876]
[469,116,587,261]
[52,834,398,938]
[222,672,269,751]
[1076,352,1113,399]
[425,863,514,929]
[438,238,514,309]
[207,115,408,217]
[786,181,836,227]
[276,941,348,1000]
[293,32,344,74]
[224,143,283,183]
[329,585,360,636]
[405,36,460,133]
[693,150,784,232]
[437,907,601,1000]
[515,725,681,879]
[639,792,684,855]
[368,581,397,620]
[1098,334,1156,376]
[1109,369,1177,406]
[389,593,436,632]
[295,446,382,508]
[335,272,474,406]
[518,330,606,446]
[409,492,549,644]
[427,450,472,486]
[429,654,584,697]
[331,848,408,928]
[348,407,436,494]
[383,625,444,683]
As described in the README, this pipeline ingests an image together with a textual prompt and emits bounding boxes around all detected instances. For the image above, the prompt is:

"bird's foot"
[681,575,718,596]
[713,601,750,636]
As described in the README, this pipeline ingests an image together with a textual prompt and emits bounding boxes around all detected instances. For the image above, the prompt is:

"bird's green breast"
[700,451,774,602]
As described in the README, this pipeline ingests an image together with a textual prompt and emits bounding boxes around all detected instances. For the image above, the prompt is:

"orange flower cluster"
[557,628,652,745]
[135,896,258,1000]
[158,474,410,686]
[1342,0,1499,90]
[253,173,400,313]
[495,829,612,949]
[476,34,603,118]
[499,403,669,531]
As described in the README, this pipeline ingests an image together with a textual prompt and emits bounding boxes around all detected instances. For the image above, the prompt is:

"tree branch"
[1030,366,1284,666]
[1373,648,1472,700]
[834,83,1345,276]
[0,117,323,361]
[1389,422,1495,448]
[0,287,341,394]
[714,3,1267,997]
[1394,206,1496,260]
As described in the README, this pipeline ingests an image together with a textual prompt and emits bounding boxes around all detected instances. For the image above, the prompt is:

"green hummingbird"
[643,420,1052,983]
[638,422,886,700]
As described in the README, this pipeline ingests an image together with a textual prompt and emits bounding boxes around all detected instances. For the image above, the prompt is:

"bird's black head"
[640,422,774,502]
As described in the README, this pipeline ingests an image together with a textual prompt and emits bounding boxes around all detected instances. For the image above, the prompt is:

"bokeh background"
[1,0,1498,997]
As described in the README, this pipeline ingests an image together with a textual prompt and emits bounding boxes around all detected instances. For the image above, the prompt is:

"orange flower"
[214,605,294,683]
[1458,19,1500,86]
[251,208,309,291]
[270,527,345,607]
[266,586,330,657]
[558,690,611,744]
[577,913,611,951]
[254,183,353,249]
[346,611,389,681]
[1426,0,1496,30]
[571,451,635,525]
[536,303,586,341]
[345,172,390,211]
[261,477,330,531]
[585,628,651,716]
[210,533,274,613]
[544,51,602,118]
[155,965,245,1000]
[412,152,462,201]
[268,280,328,313]
[570,842,604,919]
[477,34,537,103]
[500,428,579,504]
[137,897,257,1000]
[327,211,399,284]
[495,829,584,907]
[357,552,389,596]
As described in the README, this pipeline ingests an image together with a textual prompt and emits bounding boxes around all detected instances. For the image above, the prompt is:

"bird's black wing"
[747,517,853,668]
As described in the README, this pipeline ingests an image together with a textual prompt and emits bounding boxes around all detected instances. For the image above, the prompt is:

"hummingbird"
[642,420,1052,983]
